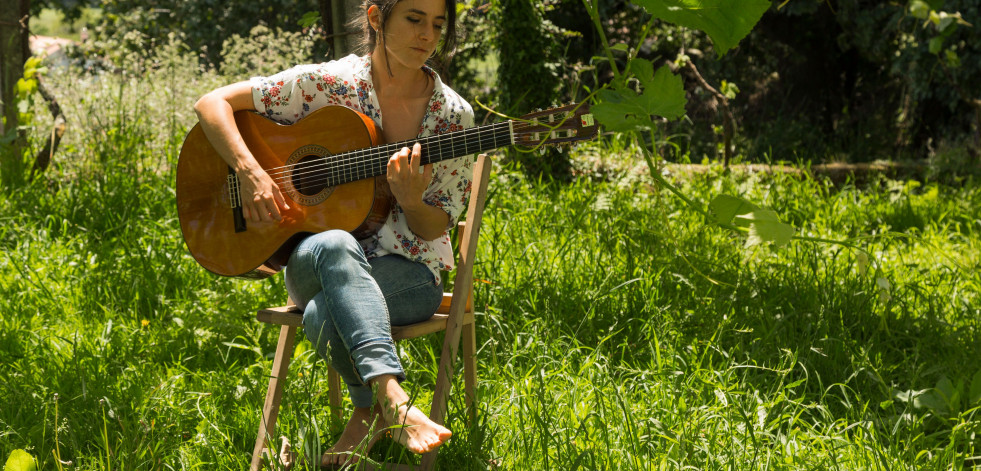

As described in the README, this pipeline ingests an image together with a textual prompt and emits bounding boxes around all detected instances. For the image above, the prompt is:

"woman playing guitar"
[193,0,465,466]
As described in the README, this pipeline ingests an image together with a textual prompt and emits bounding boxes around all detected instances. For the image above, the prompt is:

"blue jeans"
[284,230,443,408]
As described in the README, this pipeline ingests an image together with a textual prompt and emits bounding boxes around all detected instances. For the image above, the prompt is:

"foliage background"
[2,0,981,469]
[463,0,981,166]
[28,0,981,166]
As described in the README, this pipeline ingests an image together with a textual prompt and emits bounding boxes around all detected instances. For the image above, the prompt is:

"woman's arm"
[193,82,289,222]
[386,143,450,241]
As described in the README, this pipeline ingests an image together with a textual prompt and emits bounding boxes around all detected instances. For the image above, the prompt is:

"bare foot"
[384,404,453,454]
[320,406,383,467]
[371,375,452,454]
[278,438,299,470]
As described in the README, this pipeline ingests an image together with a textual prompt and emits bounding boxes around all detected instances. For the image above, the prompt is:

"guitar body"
[176,106,391,279]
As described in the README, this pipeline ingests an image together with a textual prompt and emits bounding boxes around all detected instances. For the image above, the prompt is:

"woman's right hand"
[238,166,290,222]
[193,82,291,223]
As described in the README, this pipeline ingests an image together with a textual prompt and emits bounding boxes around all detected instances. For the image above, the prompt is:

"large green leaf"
[708,194,758,227]
[592,59,687,132]
[735,209,795,248]
[970,370,981,405]
[634,0,771,57]
[3,450,37,471]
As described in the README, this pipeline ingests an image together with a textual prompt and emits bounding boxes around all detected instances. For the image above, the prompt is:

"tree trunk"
[330,0,362,59]
[318,0,333,47]
[0,0,30,188]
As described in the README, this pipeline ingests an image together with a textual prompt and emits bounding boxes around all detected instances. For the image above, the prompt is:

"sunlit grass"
[1,56,980,470]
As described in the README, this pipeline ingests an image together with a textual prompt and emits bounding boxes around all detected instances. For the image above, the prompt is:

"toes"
[321,452,339,467]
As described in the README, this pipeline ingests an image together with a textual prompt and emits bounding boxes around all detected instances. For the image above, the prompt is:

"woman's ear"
[367,5,382,33]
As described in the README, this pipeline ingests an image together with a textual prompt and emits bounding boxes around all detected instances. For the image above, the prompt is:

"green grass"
[2,55,981,470]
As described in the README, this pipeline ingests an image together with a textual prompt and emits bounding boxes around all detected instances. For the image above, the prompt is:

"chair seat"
[256,293,474,341]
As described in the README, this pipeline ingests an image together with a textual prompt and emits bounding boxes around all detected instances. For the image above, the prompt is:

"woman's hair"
[350,0,459,63]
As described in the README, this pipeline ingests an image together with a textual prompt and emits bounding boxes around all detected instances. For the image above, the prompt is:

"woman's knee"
[301,229,360,255]
[299,230,368,269]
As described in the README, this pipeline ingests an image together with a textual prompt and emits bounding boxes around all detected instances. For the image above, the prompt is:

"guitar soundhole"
[293,155,329,196]
[285,144,334,206]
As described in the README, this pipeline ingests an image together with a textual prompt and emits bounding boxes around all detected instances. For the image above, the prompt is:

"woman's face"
[373,0,447,71]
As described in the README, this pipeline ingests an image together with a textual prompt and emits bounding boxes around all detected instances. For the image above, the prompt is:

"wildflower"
[141,319,150,328]
[857,251,869,276]
[876,277,892,303]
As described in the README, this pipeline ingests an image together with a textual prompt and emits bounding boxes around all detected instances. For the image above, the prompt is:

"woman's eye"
[407,17,420,23]
[434,23,444,31]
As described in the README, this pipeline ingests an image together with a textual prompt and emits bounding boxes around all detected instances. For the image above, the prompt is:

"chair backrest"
[435,153,490,312]
[446,153,490,312]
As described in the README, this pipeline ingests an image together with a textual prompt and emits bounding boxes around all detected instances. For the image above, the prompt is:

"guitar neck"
[327,121,513,185]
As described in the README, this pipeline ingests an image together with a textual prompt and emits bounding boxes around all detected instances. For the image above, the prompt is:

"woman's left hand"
[387,142,432,208]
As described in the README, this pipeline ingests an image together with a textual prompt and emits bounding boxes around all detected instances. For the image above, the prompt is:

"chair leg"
[418,449,437,471]
[462,321,477,418]
[328,365,343,421]
[250,325,298,471]
[419,320,467,471]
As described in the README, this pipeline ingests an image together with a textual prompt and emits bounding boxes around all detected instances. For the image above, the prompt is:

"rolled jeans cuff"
[349,341,405,408]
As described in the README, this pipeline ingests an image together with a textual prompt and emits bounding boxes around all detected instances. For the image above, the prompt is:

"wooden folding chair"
[249,154,492,470]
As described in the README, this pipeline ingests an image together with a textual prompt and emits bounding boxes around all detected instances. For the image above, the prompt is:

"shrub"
[219,25,318,80]
[92,0,328,70]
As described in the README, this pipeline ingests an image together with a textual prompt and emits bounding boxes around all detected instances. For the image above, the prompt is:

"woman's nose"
[418,23,433,41]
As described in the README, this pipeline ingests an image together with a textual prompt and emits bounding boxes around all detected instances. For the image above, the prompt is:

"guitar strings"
[264,113,570,183]
[261,119,572,191]
[262,122,511,188]
[276,129,570,195]
[260,121,511,183]
[269,123,510,182]
[269,128,507,190]
[274,126,558,192]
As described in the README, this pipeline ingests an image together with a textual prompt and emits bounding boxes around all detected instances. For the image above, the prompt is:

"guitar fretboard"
[315,121,513,187]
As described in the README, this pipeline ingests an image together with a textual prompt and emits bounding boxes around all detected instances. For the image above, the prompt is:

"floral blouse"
[250,54,475,284]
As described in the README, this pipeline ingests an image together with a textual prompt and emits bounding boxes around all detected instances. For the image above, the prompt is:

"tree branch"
[668,59,737,168]
[30,76,66,180]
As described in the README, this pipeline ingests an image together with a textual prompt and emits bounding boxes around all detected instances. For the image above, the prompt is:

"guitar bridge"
[227,168,246,233]
[227,173,241,208]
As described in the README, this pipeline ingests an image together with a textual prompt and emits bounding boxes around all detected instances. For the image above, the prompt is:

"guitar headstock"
[512,103,599,148]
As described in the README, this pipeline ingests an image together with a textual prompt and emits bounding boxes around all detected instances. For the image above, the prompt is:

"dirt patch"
[666,160,927,183]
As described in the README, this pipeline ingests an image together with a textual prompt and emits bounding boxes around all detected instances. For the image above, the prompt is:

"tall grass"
[1,51,980,470]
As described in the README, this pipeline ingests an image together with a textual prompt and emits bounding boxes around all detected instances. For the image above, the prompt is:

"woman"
[193,0,471,466]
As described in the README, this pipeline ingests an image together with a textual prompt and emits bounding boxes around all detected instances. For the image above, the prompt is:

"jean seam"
[383,278,437,300]
[350,337,395,352]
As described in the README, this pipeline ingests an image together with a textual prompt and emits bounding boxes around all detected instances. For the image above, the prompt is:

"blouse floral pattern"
[250,54,475,284]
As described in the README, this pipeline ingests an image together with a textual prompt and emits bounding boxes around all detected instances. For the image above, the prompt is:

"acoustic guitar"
[176,103,598,279]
